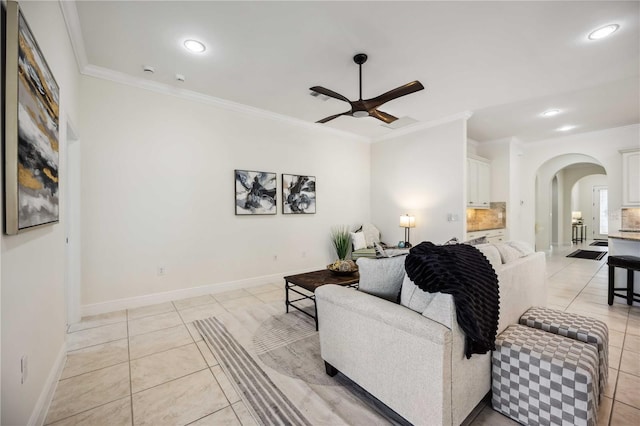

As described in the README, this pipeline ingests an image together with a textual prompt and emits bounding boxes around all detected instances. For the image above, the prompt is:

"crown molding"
[82,65,368,142]
[58,1,367,143]
[371,111,474,143]
[59,0,88,71]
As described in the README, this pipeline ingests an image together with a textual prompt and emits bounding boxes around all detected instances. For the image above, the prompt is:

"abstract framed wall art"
[3,1,60,234]
[235,170,277,215]
[282,174,316,214]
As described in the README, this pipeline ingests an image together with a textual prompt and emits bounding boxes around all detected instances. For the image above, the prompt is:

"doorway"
[593,186,608,239]
[535,155,607,250]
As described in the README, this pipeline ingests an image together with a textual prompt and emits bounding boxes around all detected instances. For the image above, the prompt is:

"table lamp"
[572,211,583,224]
[400,214,416,248]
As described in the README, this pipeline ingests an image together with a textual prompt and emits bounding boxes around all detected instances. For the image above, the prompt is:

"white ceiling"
[67,1,639,142]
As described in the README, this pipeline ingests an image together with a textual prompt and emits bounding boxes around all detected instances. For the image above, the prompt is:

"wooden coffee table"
[284,269,359,330]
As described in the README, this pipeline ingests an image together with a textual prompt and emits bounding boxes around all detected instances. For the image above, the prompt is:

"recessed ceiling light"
[588,24,619,40]
[184,39,206,53]
[541,109,561,117]
[557,125,575,132]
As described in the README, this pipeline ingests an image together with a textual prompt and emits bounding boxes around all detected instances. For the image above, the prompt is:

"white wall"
[1,1,81,424]
[517,124,640,248]
[476,137,522,238]
[371,118,468,246]
[79,76,371,307]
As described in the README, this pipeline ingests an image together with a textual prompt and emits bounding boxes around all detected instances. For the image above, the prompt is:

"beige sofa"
[316,242,546,426]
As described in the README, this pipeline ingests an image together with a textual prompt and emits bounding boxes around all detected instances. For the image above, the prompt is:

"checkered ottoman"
[520,306,608,400]
[492,325,599,426]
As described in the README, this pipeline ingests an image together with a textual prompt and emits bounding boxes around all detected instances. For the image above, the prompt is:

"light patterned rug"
[195,311,409,426]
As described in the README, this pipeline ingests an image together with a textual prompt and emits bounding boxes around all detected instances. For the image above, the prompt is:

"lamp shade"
[399,215,416,228]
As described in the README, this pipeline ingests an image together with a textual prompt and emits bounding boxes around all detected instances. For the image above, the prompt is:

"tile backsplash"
[621,208,640,230]
[467,202,506,232]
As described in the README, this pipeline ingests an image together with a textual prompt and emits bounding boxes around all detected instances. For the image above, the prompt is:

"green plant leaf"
[330,226,351,260]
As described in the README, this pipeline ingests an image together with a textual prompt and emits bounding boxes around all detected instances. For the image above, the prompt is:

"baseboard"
[81,267,319,317]
[28,342,67,426]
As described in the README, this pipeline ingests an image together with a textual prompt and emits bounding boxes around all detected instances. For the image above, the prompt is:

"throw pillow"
[356,256,406,302]
[374,242,389,258]
[400,274,437,313]
[351,232,367,251]
[507,241,534,257]
[464,236,488,245]
[443,237,459,245]
[474,243,502,268]
[494,242,522,264]
[361,223,381,248]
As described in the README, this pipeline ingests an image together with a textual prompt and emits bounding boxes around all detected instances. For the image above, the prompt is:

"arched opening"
[535,154,607,251]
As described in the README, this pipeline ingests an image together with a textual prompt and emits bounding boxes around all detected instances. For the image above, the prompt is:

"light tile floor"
[469,241,640,426]
[45,241,639,425]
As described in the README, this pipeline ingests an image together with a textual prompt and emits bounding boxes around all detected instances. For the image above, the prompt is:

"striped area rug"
[195,317,311,426]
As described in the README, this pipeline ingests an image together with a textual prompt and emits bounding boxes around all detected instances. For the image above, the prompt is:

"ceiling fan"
[310,53,424,124]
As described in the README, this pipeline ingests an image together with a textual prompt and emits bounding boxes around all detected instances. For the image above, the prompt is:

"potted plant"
[328,226,358,274]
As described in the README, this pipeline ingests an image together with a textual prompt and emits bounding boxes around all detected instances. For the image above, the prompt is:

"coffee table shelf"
[284,269,359,330]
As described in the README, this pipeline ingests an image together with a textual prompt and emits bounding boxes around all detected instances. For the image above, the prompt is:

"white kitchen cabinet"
[621,149,640,206]
[467,228,507,244]
[467,157,491,208]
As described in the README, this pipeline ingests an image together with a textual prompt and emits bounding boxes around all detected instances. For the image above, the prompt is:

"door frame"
[592,185,608,240]
[65,119,81,325]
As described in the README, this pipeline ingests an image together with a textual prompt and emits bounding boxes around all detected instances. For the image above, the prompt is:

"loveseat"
[315,241,546,426]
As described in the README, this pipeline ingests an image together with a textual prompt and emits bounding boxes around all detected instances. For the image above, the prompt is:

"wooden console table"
[284,269,359,330]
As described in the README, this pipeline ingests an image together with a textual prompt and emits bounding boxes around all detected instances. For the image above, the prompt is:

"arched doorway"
[535,154,607,250]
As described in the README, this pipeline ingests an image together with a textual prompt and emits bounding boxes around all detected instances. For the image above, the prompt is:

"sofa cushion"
[356,256,406,302]
[351,231,367,251]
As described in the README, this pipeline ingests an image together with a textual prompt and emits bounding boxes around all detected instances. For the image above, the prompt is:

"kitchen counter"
[608,232,640,241]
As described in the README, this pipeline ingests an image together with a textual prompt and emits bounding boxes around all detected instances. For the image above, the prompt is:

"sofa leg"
[324,361,338,377]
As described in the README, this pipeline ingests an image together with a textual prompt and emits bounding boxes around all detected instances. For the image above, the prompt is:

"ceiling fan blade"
[310,86,351,104]
[369,109,398,124]
[366,81,425,109]
[316,111,351,123]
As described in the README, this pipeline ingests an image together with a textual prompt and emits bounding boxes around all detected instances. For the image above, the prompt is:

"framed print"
[235,170,277,215]
[4,1,60,234]
[282,174,316,214]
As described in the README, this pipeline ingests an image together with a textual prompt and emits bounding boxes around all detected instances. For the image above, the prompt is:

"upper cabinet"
[467,157,491,208]
[622,149,640,206]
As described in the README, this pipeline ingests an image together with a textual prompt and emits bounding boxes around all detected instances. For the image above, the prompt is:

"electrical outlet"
[21,355,28,384]
[447,214,460,222]
[157,266,166,276]
[302,251,306,258]
[273,255,278,261]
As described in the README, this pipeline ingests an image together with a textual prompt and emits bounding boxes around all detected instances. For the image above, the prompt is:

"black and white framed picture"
[282,174,316,214]
[3,1,60,235]
[235,170,277,215]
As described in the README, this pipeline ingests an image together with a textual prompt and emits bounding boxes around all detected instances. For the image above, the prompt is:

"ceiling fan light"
[352,111,369,118]
[588,24,619,40]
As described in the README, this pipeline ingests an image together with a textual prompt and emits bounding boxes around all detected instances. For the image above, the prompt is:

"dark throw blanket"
[405,242,499,358]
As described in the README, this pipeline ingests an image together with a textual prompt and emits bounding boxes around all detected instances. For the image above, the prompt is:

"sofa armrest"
[316,285,453,425]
